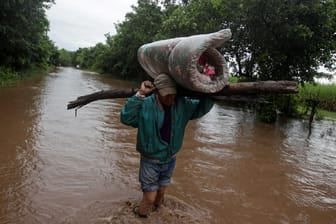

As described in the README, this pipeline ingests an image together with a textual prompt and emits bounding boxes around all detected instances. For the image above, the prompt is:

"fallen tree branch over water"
[67,81,298,110]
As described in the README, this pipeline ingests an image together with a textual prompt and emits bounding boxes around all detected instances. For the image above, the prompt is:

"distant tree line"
[63,0,335,84]
[0,0,59,84]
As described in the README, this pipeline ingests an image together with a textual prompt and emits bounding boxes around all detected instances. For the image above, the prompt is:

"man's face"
[158,94,176,106]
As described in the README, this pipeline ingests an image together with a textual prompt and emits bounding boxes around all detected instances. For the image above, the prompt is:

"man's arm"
[187,97,214,120]
[120,80,155,127]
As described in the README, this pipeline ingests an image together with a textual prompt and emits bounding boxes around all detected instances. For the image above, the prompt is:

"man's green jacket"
[120,94,214,163]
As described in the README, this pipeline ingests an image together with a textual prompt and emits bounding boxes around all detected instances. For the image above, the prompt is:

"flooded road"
[0,67,335,223]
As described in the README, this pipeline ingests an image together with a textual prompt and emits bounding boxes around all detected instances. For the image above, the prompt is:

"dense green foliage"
[0,66,20,86]
[74,0,336,83]
[292,83,336,121]
[0,0,58,85]
[57,49,73,67]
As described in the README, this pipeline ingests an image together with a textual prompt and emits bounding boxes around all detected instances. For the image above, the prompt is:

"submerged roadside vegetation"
[228,77,336,121]
[0,65,57,87]
[296,83,336,120]
[0,0,58,87]
[0,67,19,86]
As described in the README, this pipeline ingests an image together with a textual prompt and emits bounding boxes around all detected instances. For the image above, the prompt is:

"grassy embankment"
[0,66,20,86]
[0,66,56,87]
[296,83,336,120]
[228,77,336,120]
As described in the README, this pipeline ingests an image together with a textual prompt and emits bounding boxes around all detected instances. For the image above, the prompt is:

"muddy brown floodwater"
[0,67,335,224]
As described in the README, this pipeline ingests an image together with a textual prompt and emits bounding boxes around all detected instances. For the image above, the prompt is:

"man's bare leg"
[138,191,157,216]
[154,186,167,208]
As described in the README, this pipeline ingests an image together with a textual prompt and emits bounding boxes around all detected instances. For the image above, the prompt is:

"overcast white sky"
[46,0,138,51]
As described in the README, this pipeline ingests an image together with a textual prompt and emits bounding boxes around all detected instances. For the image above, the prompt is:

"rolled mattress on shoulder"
[137,29,232,93]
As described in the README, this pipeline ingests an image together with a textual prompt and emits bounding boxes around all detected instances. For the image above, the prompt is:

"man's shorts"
[139,157,176,192]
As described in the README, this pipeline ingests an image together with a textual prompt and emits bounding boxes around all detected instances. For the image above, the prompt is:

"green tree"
[49,43,60,66]
[0,0,55,70]
[73,48,90,69]
[159,0,336,82]
[58,49,73,66]
[250,0,335,82]
[71,43,109,71]
[99,0,164,79]
[214,0,336,82]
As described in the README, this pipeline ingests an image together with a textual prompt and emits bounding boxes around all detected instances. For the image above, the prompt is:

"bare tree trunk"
[67,81,298,110]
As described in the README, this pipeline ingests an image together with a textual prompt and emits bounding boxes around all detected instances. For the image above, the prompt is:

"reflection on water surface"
[0,67,335,223]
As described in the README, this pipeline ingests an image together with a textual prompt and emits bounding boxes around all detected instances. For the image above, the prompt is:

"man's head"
[154,73,177,106]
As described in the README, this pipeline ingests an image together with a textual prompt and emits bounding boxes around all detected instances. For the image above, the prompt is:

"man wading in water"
[120,73,214,218]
